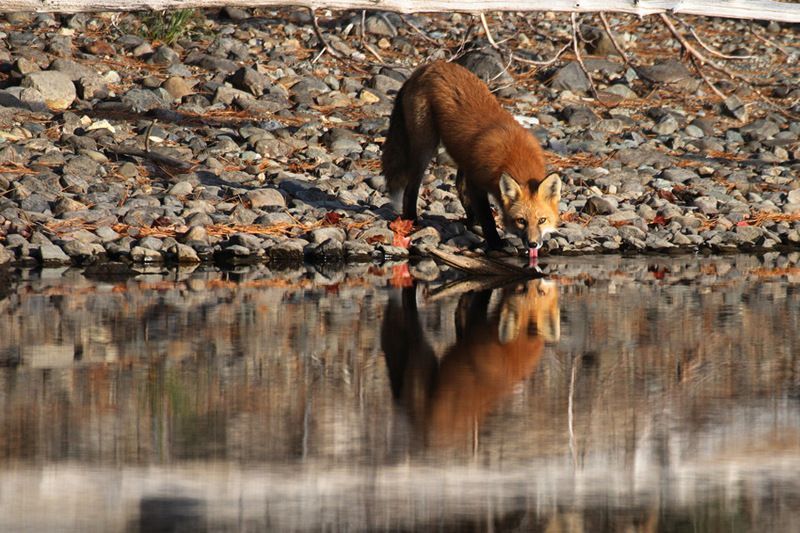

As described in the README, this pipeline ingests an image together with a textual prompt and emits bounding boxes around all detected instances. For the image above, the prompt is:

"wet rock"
[38,243,71,265]
[269,238,306,262]
[171,243,201,263]
[21,71,76,111]
[130,246,163,263]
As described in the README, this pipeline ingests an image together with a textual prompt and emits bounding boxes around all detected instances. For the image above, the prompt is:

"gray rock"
[368,74,403,95]
[38,243,71,265]
[740,119,780,141]
[311,227,346,244]
[21,71,76,111]
[787,189,800,204]
[247,188,285,209]
[550,62,591,94]
[456,50,510,83]
[364,14,397,37]
[169,181,194,196]
[660,168,698,183]
[638,59,692,83]
[162,77,193,99]
[150,46,180,66]
[229,67,270,96]
[138,236,164,251]
[584,196,617,215]
[723,94,748,121]
[122,89,164,112]
[171,243,201,263]
[269,238,306,261]
[0,245,12,265]
[130,246,163,263]
[50,59,98,81]
[652,115,679,135]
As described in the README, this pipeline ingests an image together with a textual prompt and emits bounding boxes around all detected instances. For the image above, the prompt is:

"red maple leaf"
[390,264,413,288]
[324,212,342,225]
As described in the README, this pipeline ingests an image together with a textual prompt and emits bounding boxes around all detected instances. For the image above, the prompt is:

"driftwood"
[427,247,536,277]
[0,0,799,23]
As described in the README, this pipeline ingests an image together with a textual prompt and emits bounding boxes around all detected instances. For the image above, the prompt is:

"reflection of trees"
[0,256,796,467]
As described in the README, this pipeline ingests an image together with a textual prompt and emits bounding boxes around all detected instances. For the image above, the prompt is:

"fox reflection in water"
[382,279,560,448]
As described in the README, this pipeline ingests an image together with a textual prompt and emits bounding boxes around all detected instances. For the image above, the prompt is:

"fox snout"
[498,172,561,253]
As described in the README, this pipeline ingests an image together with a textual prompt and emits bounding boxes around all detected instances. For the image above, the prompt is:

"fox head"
[497,279,561,346]
[498,172,561,255]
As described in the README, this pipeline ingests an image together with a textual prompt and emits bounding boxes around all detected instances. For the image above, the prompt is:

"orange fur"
[382,280,560,448]
[382,61,561,250]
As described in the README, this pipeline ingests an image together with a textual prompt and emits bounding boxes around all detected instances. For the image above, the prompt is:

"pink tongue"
[528,247,538,267]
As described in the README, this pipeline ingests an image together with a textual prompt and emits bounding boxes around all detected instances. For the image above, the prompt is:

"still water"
[1,255,799,532]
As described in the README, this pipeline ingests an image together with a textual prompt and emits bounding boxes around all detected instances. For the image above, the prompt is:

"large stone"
[38,244,71,265]
[21,71,76,111]
[638,59,692,83]
[247,188,286,209]
[550,62,591,94]
[229,67,270,97]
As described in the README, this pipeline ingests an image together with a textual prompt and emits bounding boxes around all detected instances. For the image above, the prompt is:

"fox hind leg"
[455,169,476,228]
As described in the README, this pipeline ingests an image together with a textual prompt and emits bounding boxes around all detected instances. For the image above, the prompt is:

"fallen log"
[0,0,799,23]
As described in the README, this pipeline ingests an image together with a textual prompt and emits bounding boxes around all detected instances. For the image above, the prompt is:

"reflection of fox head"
[498,173,561,253]
[382,279,560,450]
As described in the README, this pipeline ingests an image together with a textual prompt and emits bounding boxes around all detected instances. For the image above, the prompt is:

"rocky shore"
[0,8,798,268]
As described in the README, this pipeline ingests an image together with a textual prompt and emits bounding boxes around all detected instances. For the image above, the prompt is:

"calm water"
[1,255,799,532]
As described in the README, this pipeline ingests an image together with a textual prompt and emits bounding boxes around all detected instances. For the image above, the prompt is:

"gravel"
[0,9,798,269]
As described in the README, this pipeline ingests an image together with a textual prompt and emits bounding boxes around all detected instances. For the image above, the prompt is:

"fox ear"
[499,172,522,207]
[537,173,562,204]
[498,305,519,345]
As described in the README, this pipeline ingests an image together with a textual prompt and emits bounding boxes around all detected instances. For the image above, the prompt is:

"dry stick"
[659,13,800,118]
[678,18,755,60]
[690,55,727,99]
[309,7,342,59]
[144,119,157,153]
[570,12,602,101]
[750,25,789,56]
[657,13,726,100]
[598,12,631,66]
[400,15,438,45]
[478,12,571,67]
[479,12,501,49]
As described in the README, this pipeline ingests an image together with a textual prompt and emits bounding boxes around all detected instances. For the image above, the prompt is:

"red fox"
[382,279,560,448]
[382,60,561,259]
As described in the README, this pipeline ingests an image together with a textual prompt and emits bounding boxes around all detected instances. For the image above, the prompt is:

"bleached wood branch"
[0,0,799,23]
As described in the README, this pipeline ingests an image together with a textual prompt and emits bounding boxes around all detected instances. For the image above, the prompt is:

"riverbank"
[0,9,798,268]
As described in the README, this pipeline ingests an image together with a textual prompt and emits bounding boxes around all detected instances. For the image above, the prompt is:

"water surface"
[1,255,799,531]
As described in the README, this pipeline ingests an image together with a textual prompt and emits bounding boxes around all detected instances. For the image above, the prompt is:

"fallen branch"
[4,0,800,23]
[427,247,535,277]
[309,7,343,59]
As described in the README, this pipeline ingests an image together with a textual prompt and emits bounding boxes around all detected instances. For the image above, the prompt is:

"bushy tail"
[381,85,409,210]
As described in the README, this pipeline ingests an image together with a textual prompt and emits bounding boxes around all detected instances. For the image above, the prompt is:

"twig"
[750,25,790,56]
[659,13,799,117]
[570,13,601,101]
[678,18,755,60]
[400,15,438,45]
[363,42,386,64]
[309,7,342,59]
[690,55,727,99]
[479,12,501,49]
[659,13,726,100]
[598,12,630,66]
[106,143,193,170]
[144,119,157,153]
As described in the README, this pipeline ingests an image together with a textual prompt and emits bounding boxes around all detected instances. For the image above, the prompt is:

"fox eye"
[516,217,527,227]
[538,217,547,225]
